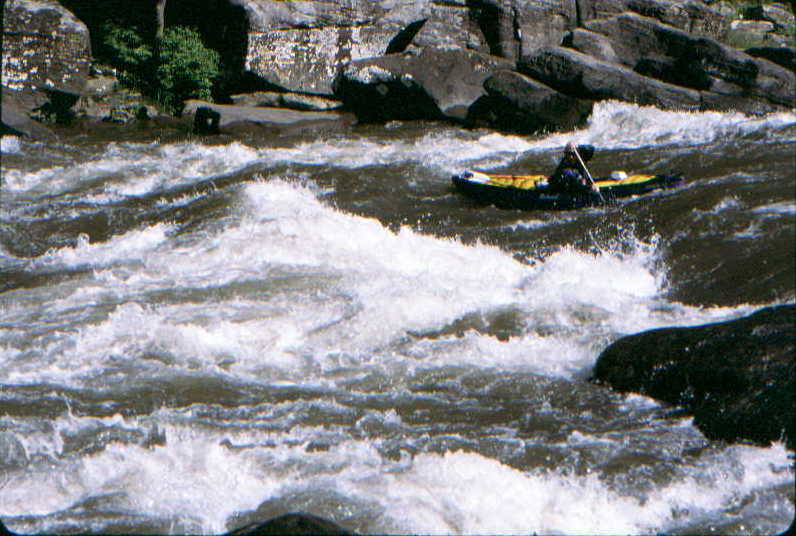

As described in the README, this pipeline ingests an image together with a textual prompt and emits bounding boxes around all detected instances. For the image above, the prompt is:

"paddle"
[571,144,605,204]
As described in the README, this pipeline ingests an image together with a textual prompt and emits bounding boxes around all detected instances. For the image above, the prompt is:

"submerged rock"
[227,513,355,536]
[0,519,14,536]
[592,304,795,449]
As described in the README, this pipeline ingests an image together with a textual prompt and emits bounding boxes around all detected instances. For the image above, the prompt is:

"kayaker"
[550,142,598,194]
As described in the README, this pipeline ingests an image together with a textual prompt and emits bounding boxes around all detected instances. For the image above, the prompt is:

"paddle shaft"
[572,146,605,203]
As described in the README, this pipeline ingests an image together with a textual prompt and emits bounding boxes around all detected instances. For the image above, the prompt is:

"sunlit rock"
[236,0,487,95]
[1,0,90,96]
[333,47,512,122]
[466,70,592,134]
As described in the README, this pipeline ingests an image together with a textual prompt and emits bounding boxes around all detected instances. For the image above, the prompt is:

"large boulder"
[467,0,578,62]
[572,13,796,108]
[1,0,91,138]
[182,100,354,131]
[467,70,593,134]
[518,46,703,110]
[578,0,733,41]
[333,47,513,122]
[745,46,796,73]
[236,0,488,95]
[2,0,90,96]
[592,304,795,449]
[1,88,55,139]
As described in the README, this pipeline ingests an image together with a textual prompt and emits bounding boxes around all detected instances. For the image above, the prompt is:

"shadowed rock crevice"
[385,19,427,54]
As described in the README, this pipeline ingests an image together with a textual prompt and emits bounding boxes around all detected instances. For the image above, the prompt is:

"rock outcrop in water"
[2,0,795,138]
[592,304,796,450]
[227,513,355,536]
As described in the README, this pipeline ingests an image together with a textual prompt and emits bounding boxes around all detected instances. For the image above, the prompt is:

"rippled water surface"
[1,102,794,534]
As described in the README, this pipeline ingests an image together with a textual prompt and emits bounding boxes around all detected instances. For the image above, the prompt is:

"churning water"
[1,101,794,534]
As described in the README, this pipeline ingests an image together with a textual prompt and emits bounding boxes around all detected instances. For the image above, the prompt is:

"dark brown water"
[1,101,794,534]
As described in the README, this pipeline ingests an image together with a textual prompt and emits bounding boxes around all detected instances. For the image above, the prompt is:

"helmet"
[565,141,577,154]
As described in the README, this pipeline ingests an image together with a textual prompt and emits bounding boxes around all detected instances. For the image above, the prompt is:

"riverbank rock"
[333,47,513,122]
[586,13,794,101]
[746,46,796,72]
[182,100,355,135]
[592,304,795,449]
[1,88,55,139]
[1,0,90,138]
[2,0,90,96]
[578,0,733,41]
[230,92,342,111]
[227,513,355,536]
[467,70,593,133]
[519,46,704,110]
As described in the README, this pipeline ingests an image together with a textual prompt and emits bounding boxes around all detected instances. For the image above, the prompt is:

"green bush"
[156,26,221,113]
[100,23,153,88]
[98,24,220,114]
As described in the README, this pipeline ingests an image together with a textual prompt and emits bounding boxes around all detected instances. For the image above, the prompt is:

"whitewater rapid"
[1,100,794,534]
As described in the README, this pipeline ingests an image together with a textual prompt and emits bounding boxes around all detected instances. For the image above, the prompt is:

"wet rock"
[467,70,593,134]
[183,100,354,132]
[227,513,355,536]
[333,47,513,123]
[0,519,14,536]
[230,92,343,111]
[193,106,221,135]
[518,46,703,110]
[592,304,796,449]
[745,46,796,72]
[1,87,55,139]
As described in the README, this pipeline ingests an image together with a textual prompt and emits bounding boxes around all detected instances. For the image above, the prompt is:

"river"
[1,101,794,534]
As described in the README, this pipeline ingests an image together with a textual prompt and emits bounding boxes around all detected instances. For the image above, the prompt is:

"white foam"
[6,432,785,535]
[3,179,759,387]
[1,135,22,154]
[1,140,262,198]
[34,224,173,270]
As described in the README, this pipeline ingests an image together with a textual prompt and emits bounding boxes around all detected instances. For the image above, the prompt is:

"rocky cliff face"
[236,0,491,95]
[1,0,91,137]
[2,0,90,97]
[3,0,795,138]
